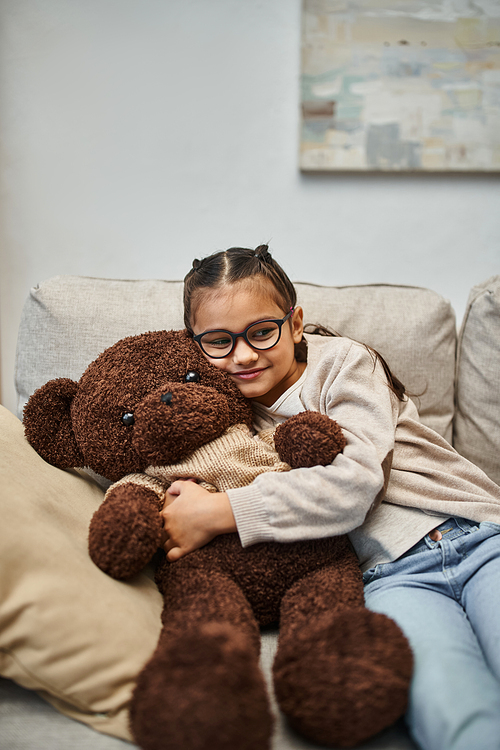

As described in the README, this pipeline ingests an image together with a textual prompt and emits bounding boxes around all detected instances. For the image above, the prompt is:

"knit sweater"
[106,423,291,505]
[226,334,500,572]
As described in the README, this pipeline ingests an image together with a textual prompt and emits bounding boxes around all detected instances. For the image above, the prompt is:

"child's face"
[191,280,305,406]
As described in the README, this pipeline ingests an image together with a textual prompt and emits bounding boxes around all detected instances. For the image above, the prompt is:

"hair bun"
[254,244,272,263]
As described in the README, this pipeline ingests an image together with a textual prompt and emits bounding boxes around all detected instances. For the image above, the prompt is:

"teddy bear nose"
[160,392,173,406]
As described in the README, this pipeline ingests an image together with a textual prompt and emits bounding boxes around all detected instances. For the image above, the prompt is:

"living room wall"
[0,0,499,414]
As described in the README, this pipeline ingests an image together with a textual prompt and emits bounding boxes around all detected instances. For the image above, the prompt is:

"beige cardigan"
[225,335,500,571]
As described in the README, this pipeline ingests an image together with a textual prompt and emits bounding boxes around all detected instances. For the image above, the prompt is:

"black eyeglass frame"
[192,308,295,359]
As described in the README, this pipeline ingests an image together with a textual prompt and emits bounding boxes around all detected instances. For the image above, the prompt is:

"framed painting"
[300,0,500,171]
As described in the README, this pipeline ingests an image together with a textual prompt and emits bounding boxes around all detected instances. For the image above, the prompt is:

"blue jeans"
[363,517,500,750]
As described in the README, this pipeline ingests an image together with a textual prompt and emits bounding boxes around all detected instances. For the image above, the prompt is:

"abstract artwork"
[300,0,500,171]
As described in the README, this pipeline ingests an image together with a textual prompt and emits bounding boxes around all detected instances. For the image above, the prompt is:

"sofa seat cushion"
[454,275,500,486]
[0,405,163,740]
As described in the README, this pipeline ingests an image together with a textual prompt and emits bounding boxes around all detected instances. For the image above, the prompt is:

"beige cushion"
[454,276,500,486]
[0,405,163,739]
[16,276,456,442]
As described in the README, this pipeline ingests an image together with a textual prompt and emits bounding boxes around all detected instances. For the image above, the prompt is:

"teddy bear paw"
[274,412,346,469]
[130,622,274,750]
[89,485,164,579]
[273,608,413,747]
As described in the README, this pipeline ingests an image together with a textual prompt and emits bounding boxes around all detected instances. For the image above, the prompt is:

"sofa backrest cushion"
[15,276,185,417]
[15,276,457,442]
[454,276,500,486]
[296,282,456,441]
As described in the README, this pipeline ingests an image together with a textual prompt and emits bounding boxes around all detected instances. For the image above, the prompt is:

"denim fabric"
[363,517,500,750]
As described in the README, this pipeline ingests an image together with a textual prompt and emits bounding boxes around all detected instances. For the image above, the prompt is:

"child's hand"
[160,480,236,561]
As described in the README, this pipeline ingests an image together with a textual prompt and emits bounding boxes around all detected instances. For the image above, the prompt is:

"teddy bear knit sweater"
[106,422,290,500]
[225,335,500,572]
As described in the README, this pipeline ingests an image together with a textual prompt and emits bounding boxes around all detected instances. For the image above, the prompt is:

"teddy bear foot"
[273,608,413,748]
[130,621,274,750]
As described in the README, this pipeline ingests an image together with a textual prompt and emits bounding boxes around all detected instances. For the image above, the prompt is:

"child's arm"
[160,480,236,561]
[227,339,399,547]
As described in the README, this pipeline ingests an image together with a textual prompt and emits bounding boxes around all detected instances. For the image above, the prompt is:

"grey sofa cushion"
[296,282,456,442]
[1,663,418,750]
[15,276,185,419]
[15,276,457,443]
[0,678,133,749]
[454,275,500,486]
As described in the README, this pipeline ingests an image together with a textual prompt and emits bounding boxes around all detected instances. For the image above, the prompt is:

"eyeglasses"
[193,308,294,358]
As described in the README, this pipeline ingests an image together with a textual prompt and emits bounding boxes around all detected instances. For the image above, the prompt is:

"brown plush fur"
[24,329,413,750]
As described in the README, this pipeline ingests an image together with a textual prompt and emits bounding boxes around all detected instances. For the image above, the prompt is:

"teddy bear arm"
[274,411,347,469]
[88,476,167,579]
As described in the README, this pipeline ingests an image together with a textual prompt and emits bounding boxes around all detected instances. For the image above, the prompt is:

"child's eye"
[204,335,232,349]
[248,324,278,342]
[253,327,275,338]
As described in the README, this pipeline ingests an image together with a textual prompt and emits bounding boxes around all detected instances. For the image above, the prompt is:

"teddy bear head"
[24,329,253,481]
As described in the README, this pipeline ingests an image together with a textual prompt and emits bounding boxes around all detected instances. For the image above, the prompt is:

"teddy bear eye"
[121,412,135,426]
[185,371,201,383]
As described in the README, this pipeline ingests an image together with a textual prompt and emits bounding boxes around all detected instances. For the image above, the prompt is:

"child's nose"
[232,337,259,364]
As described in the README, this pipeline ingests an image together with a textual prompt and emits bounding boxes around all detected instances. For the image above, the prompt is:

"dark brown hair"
[184,244,297,331]
[184,245,406,401]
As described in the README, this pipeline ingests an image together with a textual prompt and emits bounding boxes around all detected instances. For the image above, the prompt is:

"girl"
[161,244,500,750]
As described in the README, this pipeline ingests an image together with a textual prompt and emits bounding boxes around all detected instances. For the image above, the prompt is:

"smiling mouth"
[230,368,266,380]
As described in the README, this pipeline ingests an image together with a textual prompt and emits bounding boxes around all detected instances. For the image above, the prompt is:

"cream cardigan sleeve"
[226,339,400,547]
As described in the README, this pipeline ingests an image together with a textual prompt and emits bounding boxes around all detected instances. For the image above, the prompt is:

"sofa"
[1,273,499,750]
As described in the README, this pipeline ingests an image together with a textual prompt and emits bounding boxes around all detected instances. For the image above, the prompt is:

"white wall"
[1,0,499,414]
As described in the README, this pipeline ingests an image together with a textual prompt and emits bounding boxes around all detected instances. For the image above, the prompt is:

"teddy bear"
[23,328,413,750]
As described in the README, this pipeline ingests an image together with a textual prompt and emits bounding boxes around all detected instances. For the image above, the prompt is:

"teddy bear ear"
[23,378,84,469]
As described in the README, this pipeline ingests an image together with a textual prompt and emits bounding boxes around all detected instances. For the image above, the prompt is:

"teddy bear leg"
[89,484,164,579]
[273,555,413,748]
[130,566,274,750]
